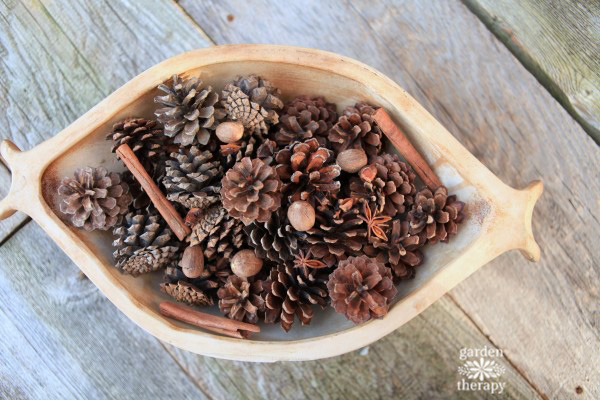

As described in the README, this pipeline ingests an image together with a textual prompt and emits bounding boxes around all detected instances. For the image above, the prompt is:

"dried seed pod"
[216,121,244,143]
[287,200,316,232]
[336,148,368,173]
[179,245,204,279]
[231,249,263,278]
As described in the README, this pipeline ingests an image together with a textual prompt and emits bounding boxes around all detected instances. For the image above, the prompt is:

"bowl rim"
[0,44,542,361]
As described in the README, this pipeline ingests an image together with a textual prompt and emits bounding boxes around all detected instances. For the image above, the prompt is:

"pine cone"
[160,264,221,306]
[162,146,222,209]
[217,275,265,324]
[350,154,416,217]
[363,219,424,283]
[186,206,244,261]
[155,75,219,146]
[305,198,367,267]
[58,167,132,231]
[112,210,179,276]
[273,96,337,146]
[221,157,282,225]
[327,255,397,324]
[161,281,213,306]
[244,209,303,264]
[220,135,257,169]
[275,138,341,206]
[122,171,151,211]
[106,118,167,170]
[263,263,328,332]
[221,75,283,136]
[328,103,382,160]
[407,186,465,244]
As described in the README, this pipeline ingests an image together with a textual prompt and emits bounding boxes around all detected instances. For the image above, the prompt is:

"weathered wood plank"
[0,223,210,399]
[0,162,28,243]
[464,0,600,143]
[179,0,600,398]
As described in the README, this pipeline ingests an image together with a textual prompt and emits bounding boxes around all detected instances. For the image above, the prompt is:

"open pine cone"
[407,186,465,244]
[221,75,283,136]
[263,263,329,332]
[106,118,167,172]
[186,206,244,261]
[221,157,282,225]
[155,74,219,146]
[275,138,341,206]
[350,153,416,217]
[162,146,222,209]
[244,208,303,264]
[273,96,338,146]
[305,198,367,267]
[112,210,179,276]
[328,103,382,160]
[327,255,397,324]
[58,167,132,231]
[217,275,265,324]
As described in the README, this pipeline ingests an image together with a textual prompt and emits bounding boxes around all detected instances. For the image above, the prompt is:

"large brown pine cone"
[350,153,416,217]
[155,75,219,146]
[106,118,166,169]
[263,263,329,332]
[244,209,303,264]
[327,255,397,324]
[221,75,283,136]
[221,157,282,225]
[328,103,382,160]
[363,219,424,283]
[186,206,244,261]
[275,138,341,206]
[305,198,367,267]
[58,167,132,231]
[217,275,265,324]
[273,96,337,146]
[407,186,465,244]
[112,210,179,276]
[162,146,222,209]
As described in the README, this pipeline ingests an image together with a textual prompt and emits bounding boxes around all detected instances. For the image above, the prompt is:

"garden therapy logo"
[457,346,507,395]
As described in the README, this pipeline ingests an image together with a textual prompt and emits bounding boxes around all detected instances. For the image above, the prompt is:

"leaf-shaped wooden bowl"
[0,45,542,362]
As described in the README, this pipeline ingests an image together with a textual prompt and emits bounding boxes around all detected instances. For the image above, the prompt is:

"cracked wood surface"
[0,0,598,399]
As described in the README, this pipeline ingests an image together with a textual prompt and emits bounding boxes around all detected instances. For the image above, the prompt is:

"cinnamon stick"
[372,108,442,190]
[159,302,260,333]
[116,144,190,241]
[161,307,245,339]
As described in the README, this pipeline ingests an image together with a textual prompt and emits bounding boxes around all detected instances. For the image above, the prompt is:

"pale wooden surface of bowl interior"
[41,60,486,341]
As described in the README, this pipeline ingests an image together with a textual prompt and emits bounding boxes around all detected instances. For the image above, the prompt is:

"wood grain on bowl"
[0,45,542,361]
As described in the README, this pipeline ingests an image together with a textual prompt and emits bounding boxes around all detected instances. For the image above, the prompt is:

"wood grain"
[179,0,599,398]
[464,0,600,143]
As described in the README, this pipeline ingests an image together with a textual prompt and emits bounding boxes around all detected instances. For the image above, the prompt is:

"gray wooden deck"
[0,1,598,399]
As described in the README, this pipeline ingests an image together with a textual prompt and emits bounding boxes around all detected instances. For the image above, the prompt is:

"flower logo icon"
[458,358,506,381]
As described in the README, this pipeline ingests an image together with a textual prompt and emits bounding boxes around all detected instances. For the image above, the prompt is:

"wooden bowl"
[0,45,542,362]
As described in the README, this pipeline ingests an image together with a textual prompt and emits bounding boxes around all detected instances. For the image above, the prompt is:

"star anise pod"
[358,202,392,241]
[293,249,327,276]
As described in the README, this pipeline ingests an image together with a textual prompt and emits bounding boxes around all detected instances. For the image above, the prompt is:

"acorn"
[287,200,315,232]
[231,249,263,278]
[336,148,368,173]
[179,245,204,279]
[216,121,244,143]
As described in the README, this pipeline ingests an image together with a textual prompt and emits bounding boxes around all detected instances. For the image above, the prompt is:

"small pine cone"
[217,275,265,324]
[112,210,179,276]
[162,146,222,209]
[58,167,132,231]
[363,219,424,283]
[155,75,219,146]
[263,263,329,332]
[407,186,465,244]
[221,75,283,136]
[186,206,244,261]
[275,138,341,206]
[122,171,151,211]
[160,264,220,306]
[161,281,213,306]
[244,209,303,264]
[350,154,416,217]
[328,103,382,160]
[273,96,337,146]
[305,198,367,267]
[327,255,397,324]
[221,157,282,225]
[106,118,167,170]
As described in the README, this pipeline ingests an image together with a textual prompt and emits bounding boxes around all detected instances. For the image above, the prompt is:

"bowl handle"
[512,180,543,262]
[0,140,23,221]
